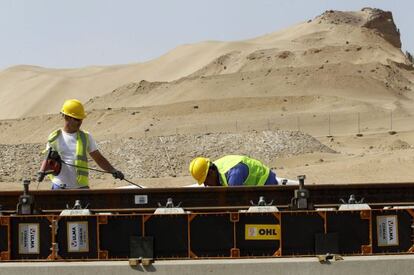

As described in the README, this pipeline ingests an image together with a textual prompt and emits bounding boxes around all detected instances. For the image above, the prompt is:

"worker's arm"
[226,163,249,186]
[89,150,124,179]
[265,170,279,185]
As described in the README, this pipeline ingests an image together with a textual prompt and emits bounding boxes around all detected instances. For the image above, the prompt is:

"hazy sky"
[0,0,412,69]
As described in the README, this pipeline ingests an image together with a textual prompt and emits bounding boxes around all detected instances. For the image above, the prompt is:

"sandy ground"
[1,8,414,191]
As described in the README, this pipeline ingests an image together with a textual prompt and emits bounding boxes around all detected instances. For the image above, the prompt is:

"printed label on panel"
[67,221,89,252]
[245,224,280,240]
[18,223,39,254]
[134,195,148,204]
[377,215,399,246]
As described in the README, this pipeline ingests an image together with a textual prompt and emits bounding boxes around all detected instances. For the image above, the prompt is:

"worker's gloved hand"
[112,170,125,180]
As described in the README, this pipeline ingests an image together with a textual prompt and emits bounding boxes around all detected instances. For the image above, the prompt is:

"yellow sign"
[245,224,280,240]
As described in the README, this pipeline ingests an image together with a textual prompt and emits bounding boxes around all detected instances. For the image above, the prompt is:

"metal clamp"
[250,196,274,206]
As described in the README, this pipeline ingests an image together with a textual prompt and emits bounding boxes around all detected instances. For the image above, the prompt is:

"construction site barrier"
[0,208,413,261]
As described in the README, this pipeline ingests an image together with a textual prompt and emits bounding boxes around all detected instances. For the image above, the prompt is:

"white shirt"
[46,129,97,189]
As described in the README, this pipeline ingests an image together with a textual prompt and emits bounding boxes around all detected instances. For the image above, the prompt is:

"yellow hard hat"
[189,157,210,184]
[61,99,86,120]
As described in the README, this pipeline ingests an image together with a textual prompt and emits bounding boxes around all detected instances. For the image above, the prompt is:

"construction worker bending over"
[46,99,124,189]
[189,155,278,187]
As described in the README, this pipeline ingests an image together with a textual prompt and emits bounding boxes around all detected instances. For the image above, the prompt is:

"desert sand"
[0,8,414,190]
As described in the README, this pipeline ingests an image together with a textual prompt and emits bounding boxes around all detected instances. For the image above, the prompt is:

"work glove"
[112,170,125,180]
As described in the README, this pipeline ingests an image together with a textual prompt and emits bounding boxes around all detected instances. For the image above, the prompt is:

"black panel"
[191,213,233,257]
[315,232,339,254]
[281,212,324,255]
[99,215,142,258]
[10,216,52,260]
[236,213,280,256]
[145,214,188,258]
[372,210,413,253]
[327,211,369,254]
[57,216,98,259]
[130,236,153,258]
[0,222,7,254]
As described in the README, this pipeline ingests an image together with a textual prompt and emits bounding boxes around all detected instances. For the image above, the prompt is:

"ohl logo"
[245,224,280,240]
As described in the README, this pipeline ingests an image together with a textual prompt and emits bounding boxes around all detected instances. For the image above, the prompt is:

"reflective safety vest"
[213,155,270,186]
[47,129,90,186]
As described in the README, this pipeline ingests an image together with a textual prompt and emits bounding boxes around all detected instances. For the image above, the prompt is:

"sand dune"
[0,8,411,119]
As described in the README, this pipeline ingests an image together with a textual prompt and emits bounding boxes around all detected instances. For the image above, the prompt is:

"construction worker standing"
[46,99,124,189]
[189,155,278,186]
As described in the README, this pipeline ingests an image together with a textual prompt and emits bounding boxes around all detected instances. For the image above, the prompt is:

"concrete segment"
[1,255,414,275]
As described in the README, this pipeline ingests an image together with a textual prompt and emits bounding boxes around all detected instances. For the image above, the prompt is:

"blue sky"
[0,0,411,69]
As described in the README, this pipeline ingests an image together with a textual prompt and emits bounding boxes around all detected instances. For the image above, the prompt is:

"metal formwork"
[1,182,414,211]
[0,208,412,261]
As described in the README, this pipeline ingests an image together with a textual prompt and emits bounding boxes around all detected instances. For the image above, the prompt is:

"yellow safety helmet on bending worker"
[189,157,211,184]
[61,99,86,120]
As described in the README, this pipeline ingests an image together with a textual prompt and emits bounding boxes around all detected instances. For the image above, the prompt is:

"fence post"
[328,113,331,136]
[357,113,361,134]
[390,110,393,131]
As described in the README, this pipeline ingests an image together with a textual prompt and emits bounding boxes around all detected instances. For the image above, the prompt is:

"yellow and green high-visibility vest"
[47,129,90,186]
[213,155,270,186]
